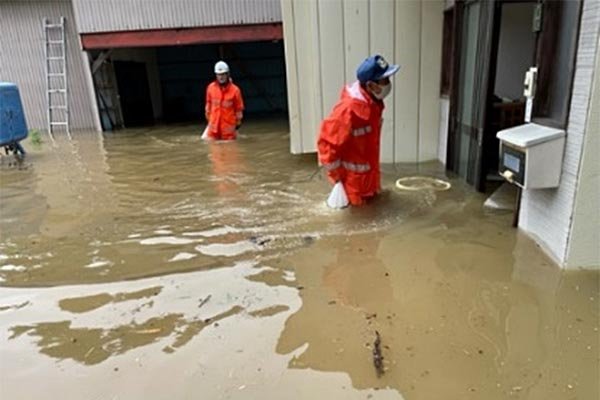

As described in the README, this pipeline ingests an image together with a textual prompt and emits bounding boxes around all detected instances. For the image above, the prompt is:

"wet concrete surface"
[0,120,598,399]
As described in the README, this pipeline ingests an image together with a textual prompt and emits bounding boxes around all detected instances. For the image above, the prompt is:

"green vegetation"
[28,129,42,148]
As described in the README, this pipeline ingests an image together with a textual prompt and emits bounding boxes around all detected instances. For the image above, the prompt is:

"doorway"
[113,61,154,127]
[446,0,582,192]
[447,0,496,189]
[482,2,537,185]
[89,41,288,130]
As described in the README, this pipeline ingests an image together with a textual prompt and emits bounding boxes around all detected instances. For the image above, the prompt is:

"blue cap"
[356,55,400,83]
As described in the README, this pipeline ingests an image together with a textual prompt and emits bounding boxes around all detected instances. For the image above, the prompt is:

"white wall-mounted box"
[497,123,566,189]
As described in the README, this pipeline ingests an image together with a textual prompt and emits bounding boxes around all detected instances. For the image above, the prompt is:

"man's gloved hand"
[236,121,242,130]
[205,113,210,122]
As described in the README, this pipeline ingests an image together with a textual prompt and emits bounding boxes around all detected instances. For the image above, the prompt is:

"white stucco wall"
[281,0,443,163]
[519,0,600,267]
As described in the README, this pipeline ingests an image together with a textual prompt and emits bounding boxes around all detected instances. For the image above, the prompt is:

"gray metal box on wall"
[497,123,566,189]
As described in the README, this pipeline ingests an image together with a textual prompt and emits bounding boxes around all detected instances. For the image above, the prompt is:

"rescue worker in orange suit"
[317,55,400,206]
[205,61,244,140]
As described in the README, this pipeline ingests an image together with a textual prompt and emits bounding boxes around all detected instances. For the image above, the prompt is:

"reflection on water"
[0,120,598,399]
[0,121,420,287]
[275,194,599,399]
[58,286,162,313]
[10,305,244,365]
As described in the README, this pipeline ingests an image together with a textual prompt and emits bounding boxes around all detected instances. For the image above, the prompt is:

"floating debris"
[395,176,451,191]
[249,236,272,246]
[198,294,212,308]
[302,236,315,245]
[373,330,385,377]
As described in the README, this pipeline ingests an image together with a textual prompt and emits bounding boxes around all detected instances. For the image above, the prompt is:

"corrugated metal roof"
[72,0,282,34]
[0,0,97,130]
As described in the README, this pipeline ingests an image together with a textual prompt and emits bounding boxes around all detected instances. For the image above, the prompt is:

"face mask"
[373,82,392,100]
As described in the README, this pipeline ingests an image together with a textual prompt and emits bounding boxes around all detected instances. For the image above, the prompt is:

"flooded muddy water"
[0,120,598,399]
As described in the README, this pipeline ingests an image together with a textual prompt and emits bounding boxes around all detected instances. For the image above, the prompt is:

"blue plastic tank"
[0,82,28,148]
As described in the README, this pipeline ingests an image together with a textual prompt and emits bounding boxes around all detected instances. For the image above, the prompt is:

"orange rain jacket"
[205,80,244,140]
[317,81,385,206]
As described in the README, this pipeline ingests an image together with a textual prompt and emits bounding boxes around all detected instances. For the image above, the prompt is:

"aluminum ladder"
[43,17,70,141]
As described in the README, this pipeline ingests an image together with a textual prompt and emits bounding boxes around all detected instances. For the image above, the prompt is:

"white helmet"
[214,61,229,74]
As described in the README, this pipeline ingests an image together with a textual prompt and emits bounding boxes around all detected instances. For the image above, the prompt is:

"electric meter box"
[496,123,565,189]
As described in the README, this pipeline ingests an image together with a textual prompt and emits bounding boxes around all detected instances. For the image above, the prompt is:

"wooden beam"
[91,49,113,74]
[81,23,283,50]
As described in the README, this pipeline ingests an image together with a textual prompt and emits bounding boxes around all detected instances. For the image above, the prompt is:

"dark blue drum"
[0,82,28,156]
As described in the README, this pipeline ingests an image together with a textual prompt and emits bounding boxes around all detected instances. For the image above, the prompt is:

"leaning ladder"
[43,17,70,141]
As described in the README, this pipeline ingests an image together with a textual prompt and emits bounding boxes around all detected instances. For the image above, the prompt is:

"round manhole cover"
[395,176,452,191]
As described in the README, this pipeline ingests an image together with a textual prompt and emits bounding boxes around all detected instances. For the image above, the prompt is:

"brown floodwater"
[0,120,598,399]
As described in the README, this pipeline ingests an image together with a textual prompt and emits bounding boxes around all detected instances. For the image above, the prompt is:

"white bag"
[201,126,209,140]
[327,182,349,209]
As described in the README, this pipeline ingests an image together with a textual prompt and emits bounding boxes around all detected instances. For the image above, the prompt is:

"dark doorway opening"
[90,40,288,130]
[158,41,288,124]
[482,2,536,186]
[446,0,581,192]
[113,61,154,127]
